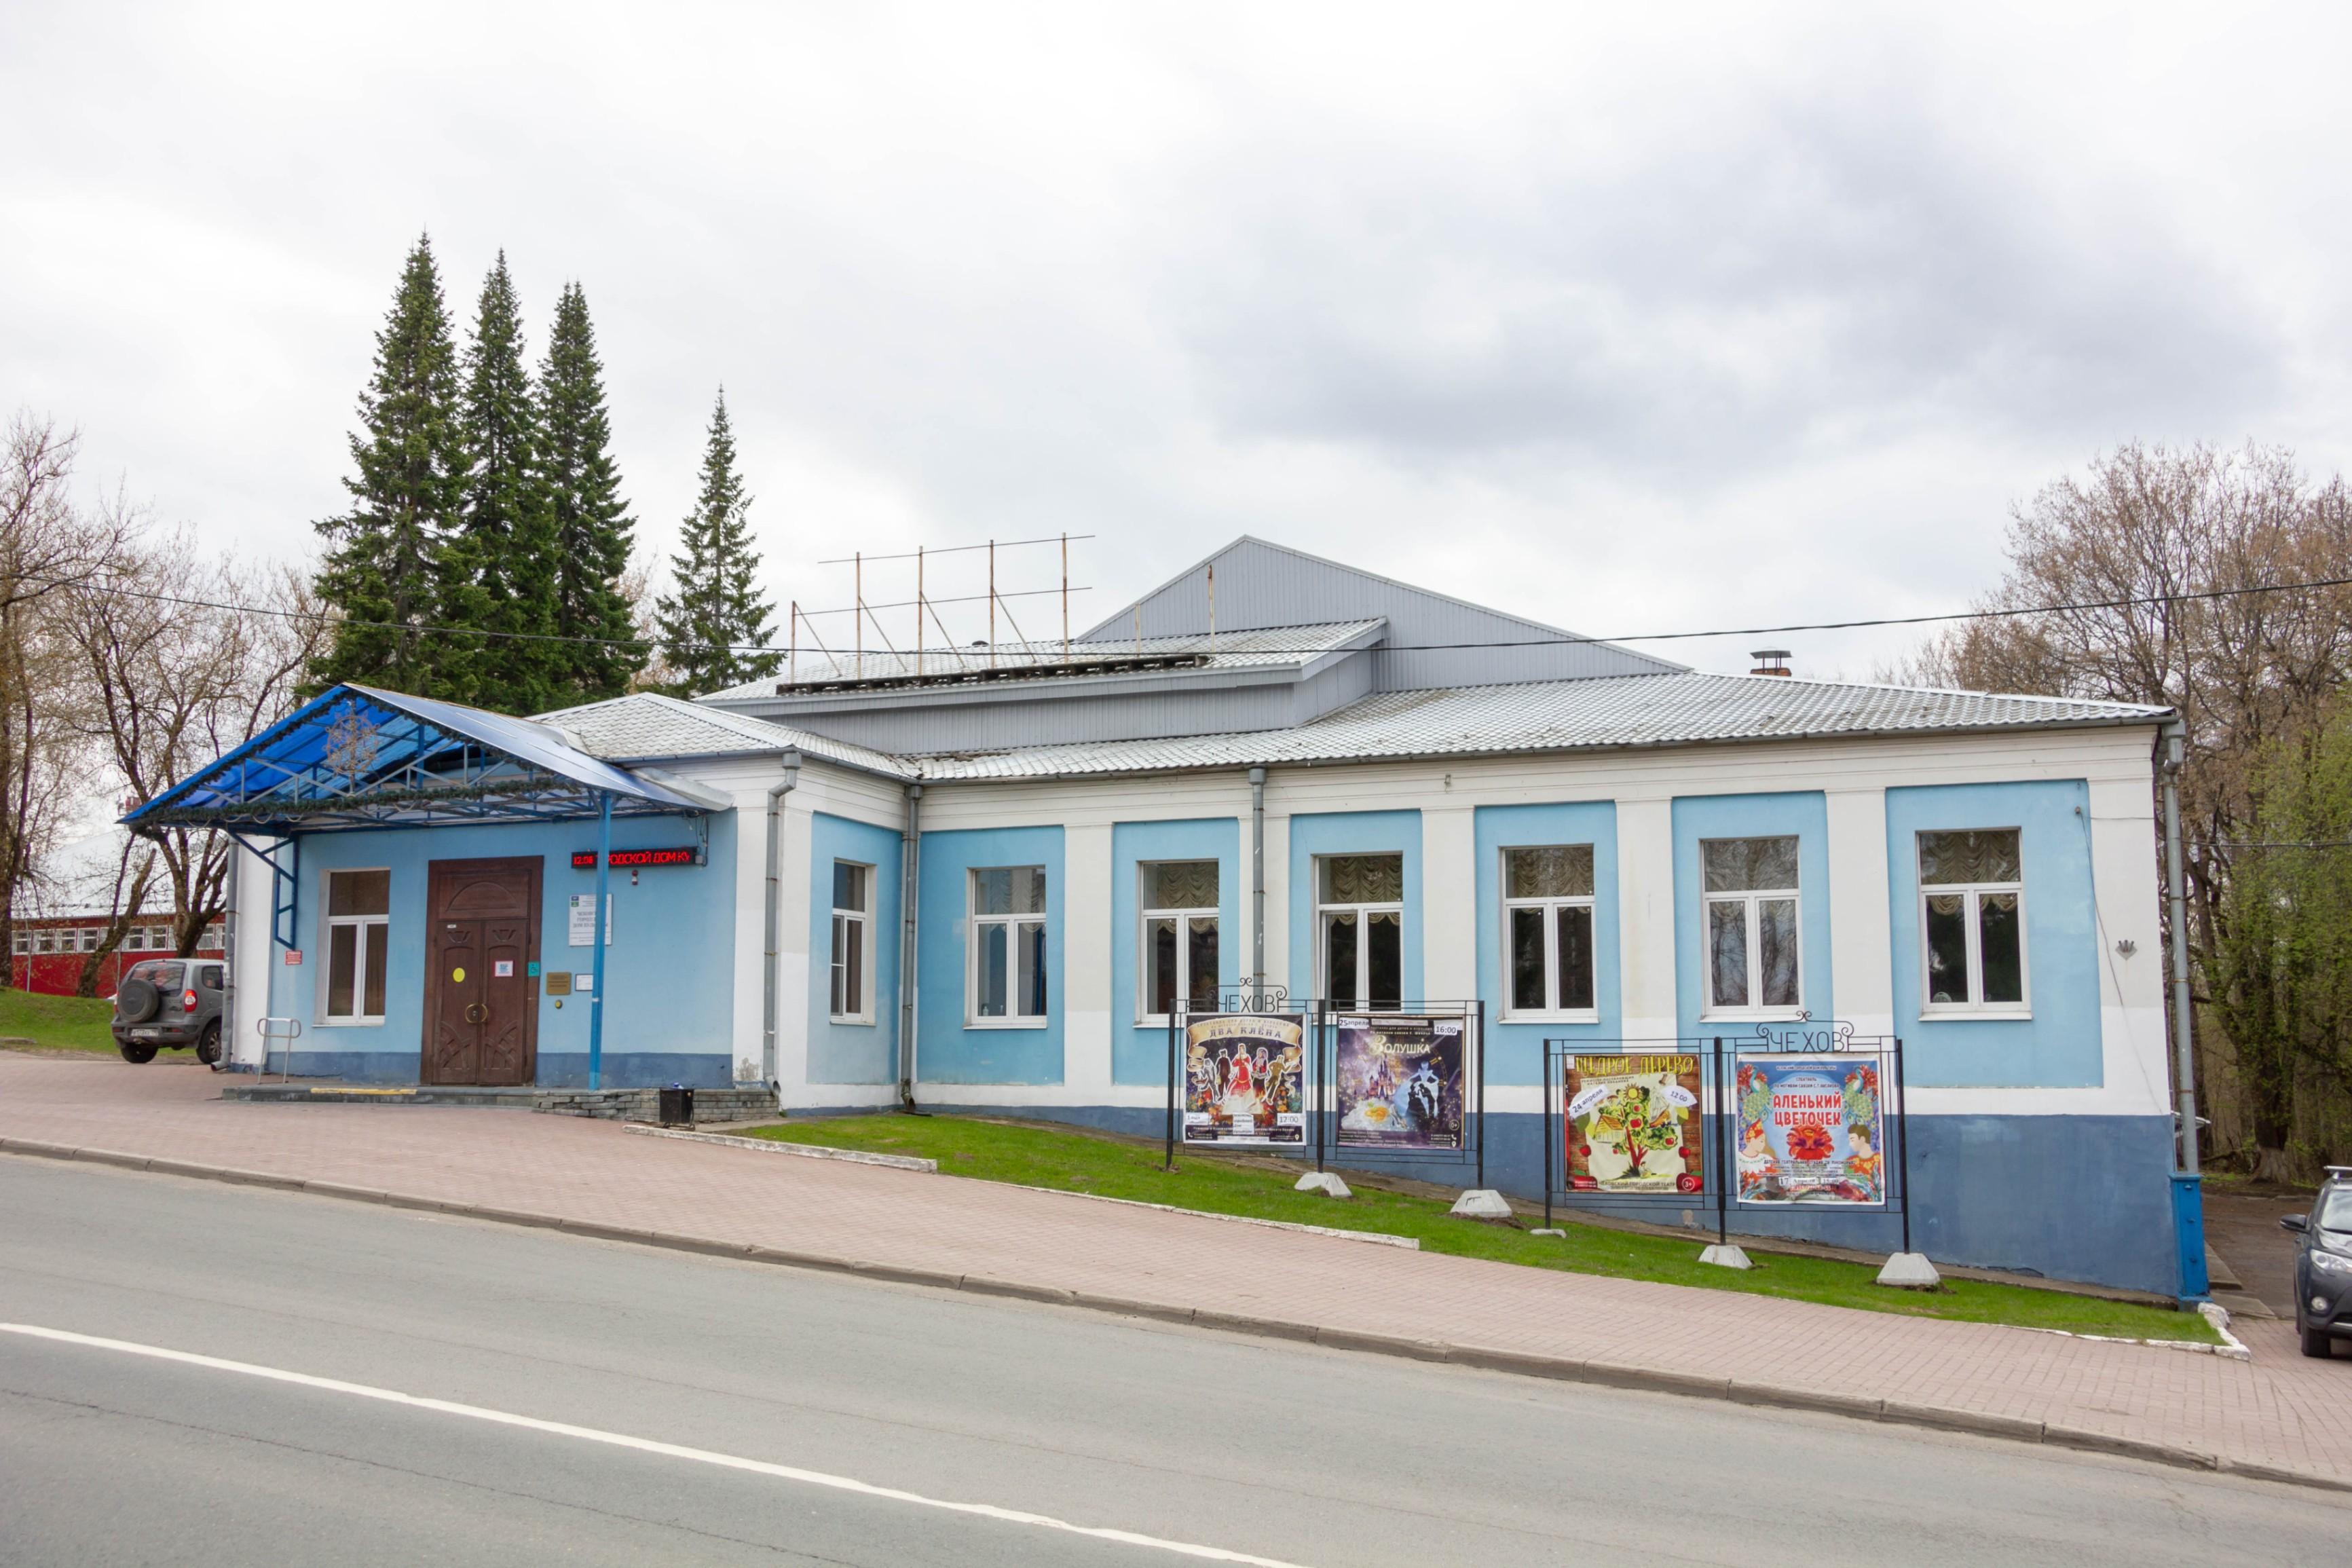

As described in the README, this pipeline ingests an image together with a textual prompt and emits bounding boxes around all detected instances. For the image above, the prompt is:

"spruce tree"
[450,251,558,713]
[653,390,781,695]
[311,235,470,698]
[538,281,645,706]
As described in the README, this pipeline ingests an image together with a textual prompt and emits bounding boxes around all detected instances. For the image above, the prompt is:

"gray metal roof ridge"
[1077,534,1689,674]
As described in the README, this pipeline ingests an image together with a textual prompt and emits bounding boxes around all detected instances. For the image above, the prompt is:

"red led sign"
[571,847,698,870]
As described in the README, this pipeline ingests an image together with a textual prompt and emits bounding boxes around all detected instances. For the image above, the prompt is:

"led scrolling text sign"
[570,847,700,870]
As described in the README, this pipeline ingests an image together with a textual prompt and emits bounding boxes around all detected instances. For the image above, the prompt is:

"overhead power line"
[24,569,2352,663]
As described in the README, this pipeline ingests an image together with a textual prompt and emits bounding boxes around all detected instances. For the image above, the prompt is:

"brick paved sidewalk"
[5,1053,2349,1491]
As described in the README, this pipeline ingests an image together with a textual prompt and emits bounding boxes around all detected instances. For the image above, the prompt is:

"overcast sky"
[5,3,2349,681]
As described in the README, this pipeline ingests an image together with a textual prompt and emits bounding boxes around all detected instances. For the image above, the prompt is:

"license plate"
[132,1028,158,1039]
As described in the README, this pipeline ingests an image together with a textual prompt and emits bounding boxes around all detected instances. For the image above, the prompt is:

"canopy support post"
[589,789,612,1091]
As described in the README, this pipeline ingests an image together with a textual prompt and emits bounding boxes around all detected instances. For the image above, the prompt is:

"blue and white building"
[158,538,2185,1294]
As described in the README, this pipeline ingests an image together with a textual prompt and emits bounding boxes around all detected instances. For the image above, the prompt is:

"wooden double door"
[422,857,541,1087]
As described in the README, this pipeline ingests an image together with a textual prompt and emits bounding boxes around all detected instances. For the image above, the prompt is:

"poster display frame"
[1165,992,1488,1188]
[1539,1025,1912,1254]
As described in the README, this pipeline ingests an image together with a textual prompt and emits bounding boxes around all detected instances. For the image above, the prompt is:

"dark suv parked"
[2282,1166,2352,1359]
[111,958,224,1065]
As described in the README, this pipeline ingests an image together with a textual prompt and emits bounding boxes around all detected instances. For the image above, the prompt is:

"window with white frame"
[1319,853,1403,1009]
[970,865,1047,1024]
[1504,845,1597,1017]
[1920,829,2026,1012]
[1702,837,1802,1014]
[10,931,26,954]
[1141,860,1219,1020]
[829,861,873,1022]
[324,869,389,1023]
[34,930,55,954]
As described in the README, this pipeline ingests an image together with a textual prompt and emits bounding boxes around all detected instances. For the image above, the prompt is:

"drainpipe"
[219,837,237,1072]
[898,783,923,1110]
[1248,766,1267,994]
[760,759,802,1100]
[2161,721,2197,1172]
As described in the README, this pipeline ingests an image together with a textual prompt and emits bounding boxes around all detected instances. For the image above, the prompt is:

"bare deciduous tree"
[1894,441,2352,1176]
[67,541,326,960]
[0,415,124,983]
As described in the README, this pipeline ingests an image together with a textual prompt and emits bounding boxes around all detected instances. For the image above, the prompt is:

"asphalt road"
[2,1157,2346,1568]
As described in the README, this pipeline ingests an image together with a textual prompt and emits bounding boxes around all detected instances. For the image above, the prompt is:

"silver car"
[110,958,225,1065]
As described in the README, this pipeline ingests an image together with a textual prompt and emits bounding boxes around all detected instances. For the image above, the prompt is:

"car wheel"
[2300,1319,2334,1358]
[115,1040,159,1065]
[195,1022,223,1066]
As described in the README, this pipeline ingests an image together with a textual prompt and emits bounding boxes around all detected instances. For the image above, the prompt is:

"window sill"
[1920,1007,2034,1022]
[1500,1010,1602,1026]
[828,1014,877,1028]
[314,1018,386,1029]
[1700,1007,1808,1023]
[965,1018,1049,1031]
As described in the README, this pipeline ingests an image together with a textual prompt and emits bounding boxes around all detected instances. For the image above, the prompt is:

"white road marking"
[1,1321,1313,1567]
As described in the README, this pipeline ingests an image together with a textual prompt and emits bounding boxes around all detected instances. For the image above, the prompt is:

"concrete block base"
[1877,1252,1943,1289]
[1294,1171,1352,1198]
[1450,1189,1514,1220]
[1699,1244,1753,1270]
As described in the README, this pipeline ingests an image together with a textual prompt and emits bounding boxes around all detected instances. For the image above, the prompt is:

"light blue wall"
[914,824,1065,1084]
[1886,779,2104,1088]
[1475,801,1620,1086]
[266,812,736,1087]
[1110,818,1242,1085]
[1670,792,1833,1037]
[1287,810,1424,1005]
[806,813,903,1085]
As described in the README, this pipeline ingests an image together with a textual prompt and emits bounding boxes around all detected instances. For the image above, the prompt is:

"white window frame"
[1315,854,1405,1009]
[829,860,876,1025]
[1499,845,1600,1022]
[320,867,390,1026]
[1699,840,1804,1021]
[967,865,1048,1028]
[1138,861,1220,1025]
[1918,832,2031,1019]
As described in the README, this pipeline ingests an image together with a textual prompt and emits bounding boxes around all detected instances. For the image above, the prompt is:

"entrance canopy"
[126,684,719,836]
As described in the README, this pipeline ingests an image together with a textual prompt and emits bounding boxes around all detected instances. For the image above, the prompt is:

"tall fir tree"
[653,390,781,695]
[538,281,645,705]
[310,235,471,698]
[450,250,559,713]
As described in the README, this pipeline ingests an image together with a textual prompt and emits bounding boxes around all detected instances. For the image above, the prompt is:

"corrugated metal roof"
[698,619,1387,703]
[903,673,2171,780]
[540,693,916,778]
[541,675,2166,786]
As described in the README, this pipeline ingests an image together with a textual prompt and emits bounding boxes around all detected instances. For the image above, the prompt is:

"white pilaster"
[1421,806,1476,1001]
[1064,821,1113,1093]
[1825,787,1894,1037]
[776,798,815,1091]
[1261,813,1290,993]
[730,789,770,1084]
[1616,797,1677,1040]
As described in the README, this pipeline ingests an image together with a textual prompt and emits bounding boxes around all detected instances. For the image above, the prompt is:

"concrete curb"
[620,1123,939,1172]
[6,1135,2345,1497]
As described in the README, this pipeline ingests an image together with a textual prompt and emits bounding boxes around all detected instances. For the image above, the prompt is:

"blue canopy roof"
[126,684,715,835]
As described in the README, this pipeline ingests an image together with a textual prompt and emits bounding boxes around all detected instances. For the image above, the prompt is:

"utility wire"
[26,569,2352,664]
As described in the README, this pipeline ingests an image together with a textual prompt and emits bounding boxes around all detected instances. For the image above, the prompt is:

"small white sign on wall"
[567,894,612,948]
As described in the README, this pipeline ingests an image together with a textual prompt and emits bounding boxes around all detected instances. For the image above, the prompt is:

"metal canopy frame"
[124,686,715,991]
[126,684,713,836]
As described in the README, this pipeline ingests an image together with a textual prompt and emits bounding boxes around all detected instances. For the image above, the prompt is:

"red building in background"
[10,914,223,998]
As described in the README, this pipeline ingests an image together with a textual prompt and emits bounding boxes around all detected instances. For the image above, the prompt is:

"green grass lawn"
[0,989,119,1053]
[747,1113,2218,1343]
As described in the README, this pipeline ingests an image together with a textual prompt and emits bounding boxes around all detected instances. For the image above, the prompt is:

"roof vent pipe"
[1750,649,1793,677]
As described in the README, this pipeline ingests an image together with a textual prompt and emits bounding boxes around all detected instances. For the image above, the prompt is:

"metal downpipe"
[2160,721,2198,1172]
[1248,766,1267,989]
[761,760,802,1100]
